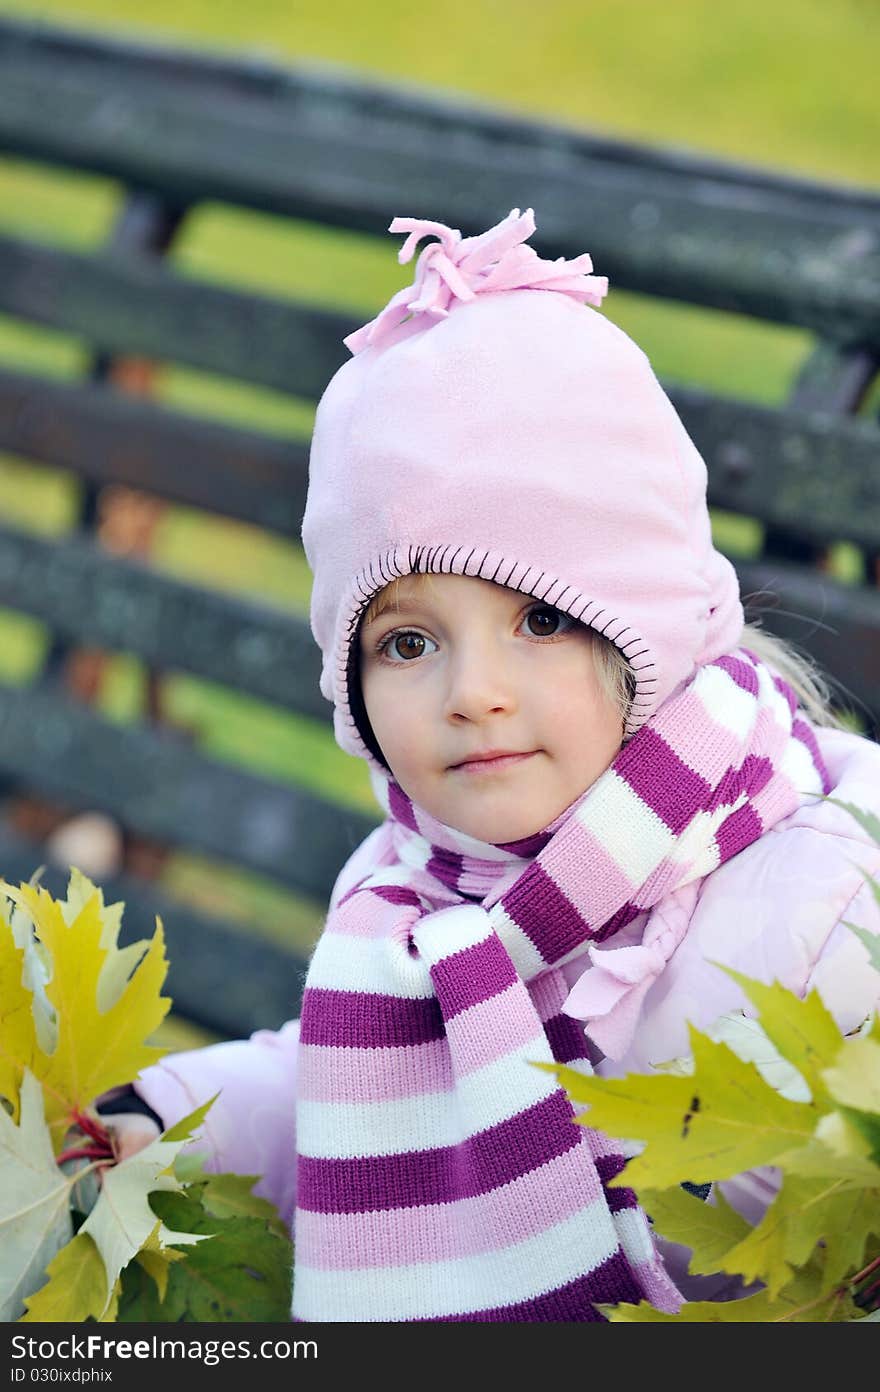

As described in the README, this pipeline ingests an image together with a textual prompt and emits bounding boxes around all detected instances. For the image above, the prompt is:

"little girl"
[101,209,880,1321]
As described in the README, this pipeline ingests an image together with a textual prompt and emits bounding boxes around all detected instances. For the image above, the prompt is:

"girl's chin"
[442,806,553,843]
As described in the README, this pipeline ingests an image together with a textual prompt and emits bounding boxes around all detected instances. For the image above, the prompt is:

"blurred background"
[0,0,877,1049]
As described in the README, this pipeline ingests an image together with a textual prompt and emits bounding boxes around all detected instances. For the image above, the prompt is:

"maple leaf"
[20,1099,217,1321]
[822,1036,880,1162]
[1,873,294,1326]
[605,1255,862,1322]
[0,910,38,1120]
[133,1224,188,1304]
[714,968,846,1109]
[18,1233,108,1323]
[537,1025,816,1188]
[640,1184,751,1275]
[716,1174,880,1298]
[78,1129,212,1316]
[0,1071,73,1321]
[0,875,170,1152]
[196,1171,291,1242]
[2,869,56,1057]
[116,1185,293,1323]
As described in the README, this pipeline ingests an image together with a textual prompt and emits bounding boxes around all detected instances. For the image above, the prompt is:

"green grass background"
[0,0,877,1046]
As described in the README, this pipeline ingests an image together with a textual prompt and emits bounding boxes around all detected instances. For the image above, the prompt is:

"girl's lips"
[451,751,538,775]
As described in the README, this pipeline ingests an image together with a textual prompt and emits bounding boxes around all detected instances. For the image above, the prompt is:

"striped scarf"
[292,648,831,1321]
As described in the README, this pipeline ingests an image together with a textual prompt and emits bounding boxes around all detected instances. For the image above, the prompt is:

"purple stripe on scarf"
[713,653,760,695]
[494,826,555,857]
[426,846,465,892]
[388,779,420,831]
[742,753,774,797]
[704,762,745,813]
[793,717,832,795]
[593,900,643,942]
[429,933,519,1019]
[615,727,711,834]
[715,803,763,863]
[417,1251,645,1321]
[297,1090,583,1213]
[368,884,425,909]
[773,674,798,717]
[503,862,594,963]
[594,1152,639,1213]
[299,987,444,1048]
[543,1011,596,1064]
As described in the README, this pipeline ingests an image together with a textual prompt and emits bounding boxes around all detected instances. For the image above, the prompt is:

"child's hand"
[59,1087,164,1191]
[100,1110,162,1166]
[59,1105,161,1217]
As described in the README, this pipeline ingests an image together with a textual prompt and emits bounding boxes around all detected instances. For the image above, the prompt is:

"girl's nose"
[443,646,517,722]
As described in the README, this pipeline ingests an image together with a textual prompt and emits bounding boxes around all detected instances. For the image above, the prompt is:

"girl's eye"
[522,605,574,638]
[377,630,438,663]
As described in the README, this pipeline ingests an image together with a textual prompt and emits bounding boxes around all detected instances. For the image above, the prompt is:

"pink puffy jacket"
[134,725,880,1290]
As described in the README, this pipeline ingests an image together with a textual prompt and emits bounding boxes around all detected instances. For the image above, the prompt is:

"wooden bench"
[1,15,878,1044]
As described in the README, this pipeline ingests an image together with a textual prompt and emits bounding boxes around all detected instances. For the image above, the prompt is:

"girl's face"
[358,573,625,842]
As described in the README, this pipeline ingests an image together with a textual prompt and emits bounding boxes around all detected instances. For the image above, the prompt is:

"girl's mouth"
[451,751,538,775]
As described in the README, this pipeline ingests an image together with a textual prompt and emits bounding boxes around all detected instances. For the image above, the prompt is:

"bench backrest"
[1,16,878,1038]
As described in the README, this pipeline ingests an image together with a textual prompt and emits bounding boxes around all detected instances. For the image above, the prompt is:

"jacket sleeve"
[133,1018,300,1231]
[802,855,880,1031]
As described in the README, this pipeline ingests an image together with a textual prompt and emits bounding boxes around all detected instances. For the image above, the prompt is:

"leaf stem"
[57,1142,114,1165]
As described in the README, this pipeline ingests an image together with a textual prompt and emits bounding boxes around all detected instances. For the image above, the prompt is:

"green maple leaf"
[715,968,845,1108]
[602,1259,859,1322]
[539,1026,816,1188]
[198,1171,291,1242]
[717,1175,879,1297]
[640,1184,751,1275]
[780,1116,880,1188]
[116,1186,293,1323]
[822,1037,880,1162]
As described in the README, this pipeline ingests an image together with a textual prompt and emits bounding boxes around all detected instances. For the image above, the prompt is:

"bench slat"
[0,680,377,900]
[1,15,877,219]
[0,522,327,719]
[684,386,880,552]
[0,367,309,537]
[0,234,354,398]
[0,822,307,1034]
[0,32,878,342]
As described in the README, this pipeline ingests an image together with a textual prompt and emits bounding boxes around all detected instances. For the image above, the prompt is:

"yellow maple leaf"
[0,874,171,1153]
[19,1232,108,1323]
[135,1222,188,1304]
[0,917,38,1120]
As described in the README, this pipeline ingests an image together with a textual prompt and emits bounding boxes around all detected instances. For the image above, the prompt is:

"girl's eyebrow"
[362,596,437,629]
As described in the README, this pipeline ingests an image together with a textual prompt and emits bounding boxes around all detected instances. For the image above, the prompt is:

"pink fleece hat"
[301,208,744,771]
